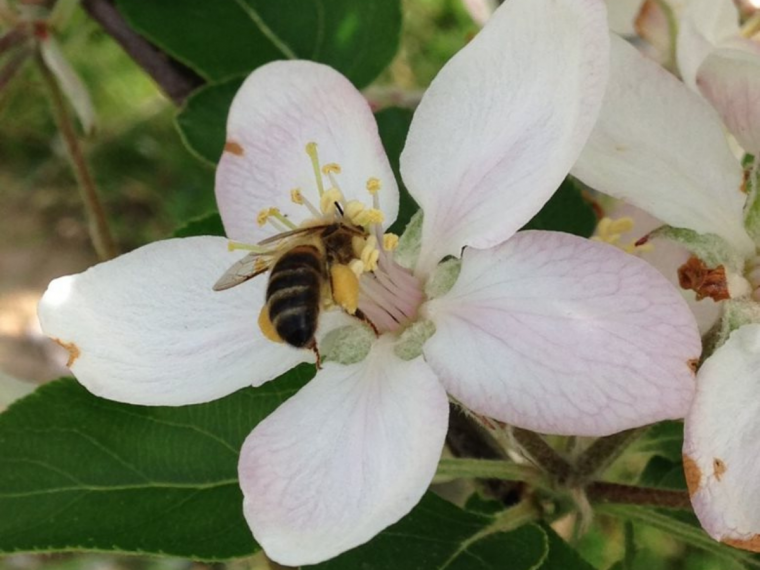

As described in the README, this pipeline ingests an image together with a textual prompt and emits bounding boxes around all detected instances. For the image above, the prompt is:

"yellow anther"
[608,217,634,234]
[383,233,399,251]
[322,163,342,175]
[290,188,304,204]
[361,248,380,272]
[355,208,384,226]
[366,177,381,194]
[345,200,366,223]
[305,141,326,197]
[320,188,344,215]
[256,209,270,226]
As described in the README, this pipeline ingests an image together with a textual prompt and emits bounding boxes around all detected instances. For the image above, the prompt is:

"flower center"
[230,142,425,338]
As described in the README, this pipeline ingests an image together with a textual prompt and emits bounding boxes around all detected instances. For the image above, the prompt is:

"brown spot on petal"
[688,358,699,374]
[723,535,760,552]
[224,141,244,156]
[678,257,730,301]
[53,338,80,368]
[683,454,702,496]
[713,458,727,481]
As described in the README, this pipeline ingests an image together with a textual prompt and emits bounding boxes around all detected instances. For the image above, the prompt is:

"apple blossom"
[573,32,760,552]
[37,0,702,565]
[633,0,760,152]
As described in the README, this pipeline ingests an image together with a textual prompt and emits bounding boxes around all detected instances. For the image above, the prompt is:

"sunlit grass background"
[0,1,737,568]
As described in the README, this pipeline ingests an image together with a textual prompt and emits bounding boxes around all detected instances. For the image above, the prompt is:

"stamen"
[322,163,342,174]
[305,142,326,197]
[256,208,270,227]
[594,216,652,256]
[383,233,399,251]
[366,177,381,194]
[355,208,384,227]
[345,200,366,225]
[227,240,269,253]
[320,188,344,216]
[267,207,297,230]
[291,187,322,218]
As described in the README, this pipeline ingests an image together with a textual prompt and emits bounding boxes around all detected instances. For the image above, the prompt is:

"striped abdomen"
[265,245,325,348]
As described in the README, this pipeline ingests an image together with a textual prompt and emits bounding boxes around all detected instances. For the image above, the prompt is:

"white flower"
[38,0,700,565]
[574,32,760,552]
[633,0,760,152]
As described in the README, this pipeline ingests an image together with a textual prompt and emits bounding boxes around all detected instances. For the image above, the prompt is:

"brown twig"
[81,0,203,105]
[36,51,118,260]
[587,482,692,510]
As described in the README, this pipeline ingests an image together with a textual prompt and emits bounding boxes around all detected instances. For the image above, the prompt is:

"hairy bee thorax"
[227,140,427,355]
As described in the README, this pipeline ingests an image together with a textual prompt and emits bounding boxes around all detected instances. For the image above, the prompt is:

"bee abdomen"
[266,246,324,348]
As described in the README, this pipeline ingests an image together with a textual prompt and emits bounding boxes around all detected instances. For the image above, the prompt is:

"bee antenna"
[334,201,344,216]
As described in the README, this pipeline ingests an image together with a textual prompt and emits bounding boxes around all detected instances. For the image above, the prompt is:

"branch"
[587,482,691,510]
[81,0,203,105]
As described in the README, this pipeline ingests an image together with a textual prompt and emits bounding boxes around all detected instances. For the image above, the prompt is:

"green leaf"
[638,456,687,491]
[173,211,225,238]
[175,78,244,166]
[374,107,419,235]
[539,524,597,570]
[316,494,548,570]
[0,367,314,560]
[116,0,401,87]
[598,504,760,570]
[522,178,597,238]
[635,421,684,463]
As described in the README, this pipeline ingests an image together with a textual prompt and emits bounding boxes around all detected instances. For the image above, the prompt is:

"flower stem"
[588,482,691,510]
[573,427,646,484]
[35,50,118,261]
[433,458,541,484]
[511,427,573,483]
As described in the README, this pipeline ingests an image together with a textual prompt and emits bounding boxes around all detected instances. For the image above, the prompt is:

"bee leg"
[308,341,322,370]
[354,308,379,336]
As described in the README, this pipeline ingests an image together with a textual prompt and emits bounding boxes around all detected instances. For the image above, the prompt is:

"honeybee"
[213,218,369,363]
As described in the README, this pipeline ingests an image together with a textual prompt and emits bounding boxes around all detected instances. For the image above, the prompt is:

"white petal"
[684,324,760,551]
[573,35,753,257]
[676,0,740,91]
[400,0,609,275]
[423,231,700,436]
[697,47,760,153]
[37,237,307,406]
[606,0,645,36]
[239,337,448,566]
[215,61,398,243]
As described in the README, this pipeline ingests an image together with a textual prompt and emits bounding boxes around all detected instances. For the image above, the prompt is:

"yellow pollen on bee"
[366,177,381,194]
[330,264,360,314]
[383,233,399,251]
[322,163,342,175]
[320,188,344,215]
[349,259,366,277]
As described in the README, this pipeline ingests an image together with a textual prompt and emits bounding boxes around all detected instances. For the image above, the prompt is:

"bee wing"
[213,252,270,291]
[256,224,331,246]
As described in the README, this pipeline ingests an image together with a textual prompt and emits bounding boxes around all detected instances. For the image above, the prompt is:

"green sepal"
[648,226,744,273]
[394,209,423,271]
[393,319,436,361]
[321,323,374,364]
[425,257,462,299]
[743,157,760,245]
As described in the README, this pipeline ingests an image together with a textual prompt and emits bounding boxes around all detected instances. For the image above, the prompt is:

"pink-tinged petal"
[676,0,740,90]
[239,337,448,566]
[697,47,760,153]
[37,237,307,406]
[684,324,760,551]
[573,35,754,257]
[216,61,398,243]
[400,0,609,275]
[607,0,645,36]
[423,231,700,436]
[635,0,675,66]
